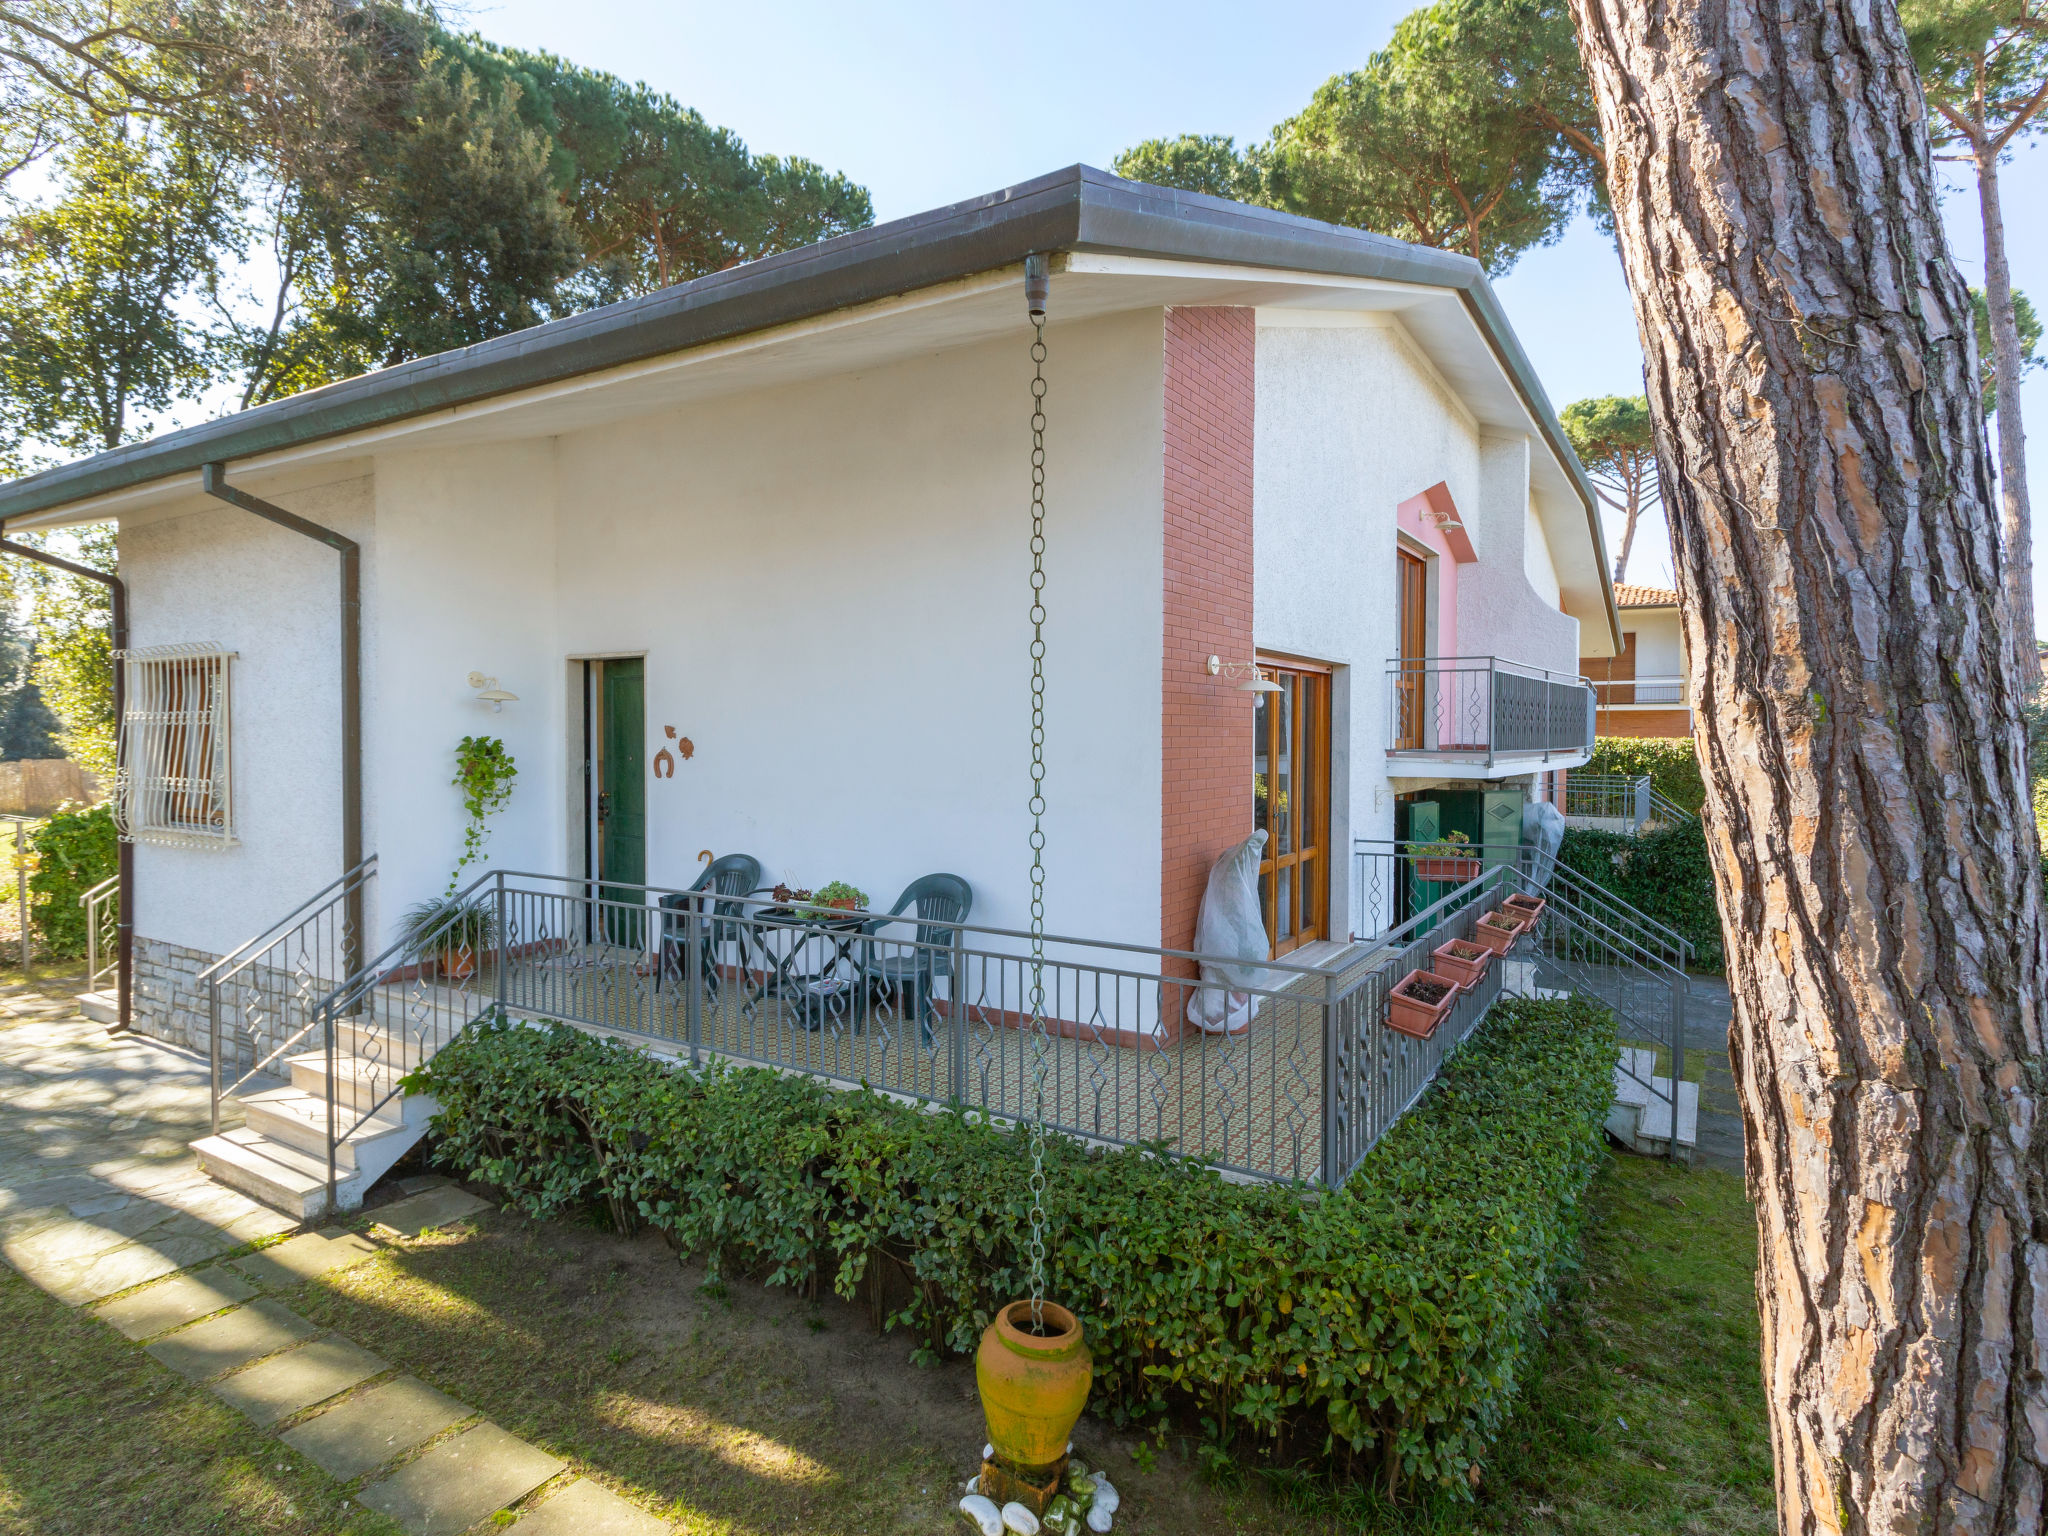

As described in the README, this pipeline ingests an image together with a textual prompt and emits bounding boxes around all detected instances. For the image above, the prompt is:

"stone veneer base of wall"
[133,934,226,1057]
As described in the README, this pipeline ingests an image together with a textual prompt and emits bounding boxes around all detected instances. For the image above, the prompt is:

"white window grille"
[115,643,236,848]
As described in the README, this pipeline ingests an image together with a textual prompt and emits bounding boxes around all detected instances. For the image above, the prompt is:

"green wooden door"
[599,659,645,945]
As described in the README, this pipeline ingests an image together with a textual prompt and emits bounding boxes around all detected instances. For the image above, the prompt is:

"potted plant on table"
[1411,829,1480,883]
[1387,968,1459,1039]
[1431,936,1492,990]
[398,894,497,979]
[804,881,869,921]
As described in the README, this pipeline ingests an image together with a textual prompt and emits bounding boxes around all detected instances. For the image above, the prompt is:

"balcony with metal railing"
[1386,655,1597,772]
[1590,675,1687,707]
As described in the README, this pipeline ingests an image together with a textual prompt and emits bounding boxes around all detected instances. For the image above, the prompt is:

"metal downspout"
[0,529,131,1031]
[199,465,364,974]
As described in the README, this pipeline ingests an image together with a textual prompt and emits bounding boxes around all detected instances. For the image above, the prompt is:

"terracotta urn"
[976,1299,1093,1473]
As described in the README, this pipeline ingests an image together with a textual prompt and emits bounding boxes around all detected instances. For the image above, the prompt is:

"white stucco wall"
[1252,312,1487,861]
[119,473,376,955]
[366,307,1166,953]
[1523,501,1562,608]
[1453,437,1581,677]
[1624,609,1685,678]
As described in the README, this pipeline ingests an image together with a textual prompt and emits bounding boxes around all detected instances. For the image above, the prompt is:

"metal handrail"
[1590,675,1687,704]
[1353,838,1692,971]
[199,854,379,985]
[80,874,119,991]
[207,856,377,1136]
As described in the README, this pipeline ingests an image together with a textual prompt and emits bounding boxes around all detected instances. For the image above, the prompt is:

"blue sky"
[467,0,2048,613]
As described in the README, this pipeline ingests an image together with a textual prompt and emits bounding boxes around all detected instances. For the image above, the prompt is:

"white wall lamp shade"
[467,671,519,712]
[1206,654,1282,694]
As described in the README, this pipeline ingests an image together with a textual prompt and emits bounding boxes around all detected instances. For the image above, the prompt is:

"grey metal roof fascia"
[0,166,1093,522]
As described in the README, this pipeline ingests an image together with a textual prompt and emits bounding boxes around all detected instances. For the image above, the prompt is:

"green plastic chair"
[859,873,973,1041]
[658,853,764,994]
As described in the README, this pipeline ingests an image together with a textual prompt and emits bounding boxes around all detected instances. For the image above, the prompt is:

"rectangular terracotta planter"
[1471,911,1524,955]
[1502,892,1547,925]
[1413,856,1482,884]
[1431,938,1491,991]
[1387,968,1459,1039]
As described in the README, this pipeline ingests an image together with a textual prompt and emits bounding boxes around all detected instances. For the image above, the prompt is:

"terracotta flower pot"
[976,1299,1093,1474]
[1413,856,1482,883]
[1472,911,1523,955]
[438,946,478,980]
[1431,939,1490,991]
[1387,968,1459,1039]
[1502,893,1547,925]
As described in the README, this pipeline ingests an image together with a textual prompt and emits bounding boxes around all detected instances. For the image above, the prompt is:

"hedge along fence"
[1584,736,1705,814]
[409,995,1617,1499]
[1558,819,1725,972]
[27,800,116,958]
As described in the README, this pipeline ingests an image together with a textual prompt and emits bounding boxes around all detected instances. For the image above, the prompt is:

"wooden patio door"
[1254,662,1331,957]
[1395,550,1428,748]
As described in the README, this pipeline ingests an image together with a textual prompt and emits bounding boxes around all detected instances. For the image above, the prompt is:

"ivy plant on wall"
[448,735,517,894]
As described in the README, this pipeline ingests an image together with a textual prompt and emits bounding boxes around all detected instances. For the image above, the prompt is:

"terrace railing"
[1350,838,1690,1152]
[1387,655,1596,766]
[1590,675,1686,707]
[81,873,120,993]
[299,863,1622,1194]
[1560,773,1698,832]
[202,856,377,1135]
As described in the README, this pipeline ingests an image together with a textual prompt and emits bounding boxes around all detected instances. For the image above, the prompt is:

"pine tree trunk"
[1613,484,1640,585]
[1976,146,2040,691]
[1566,3,2048,1531]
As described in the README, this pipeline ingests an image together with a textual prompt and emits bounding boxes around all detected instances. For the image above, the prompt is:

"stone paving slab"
[371,1187,491,1239]
[282,1375,473,1482]
[356,1423,565,1534]
[145,1297,317,1381]
[230,1230,381,1290]
[26,1224,242,1306]
[510,1478,671,1534]
[212,1336,389,1427]
[93,1265,256,1340]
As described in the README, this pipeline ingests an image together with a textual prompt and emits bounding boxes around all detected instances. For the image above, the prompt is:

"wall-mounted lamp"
[467,671,519,712]
[1206,655,1282,694]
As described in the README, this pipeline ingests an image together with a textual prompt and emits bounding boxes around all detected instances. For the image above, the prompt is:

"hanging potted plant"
[1503,890,1548,925]
[1431,936,1492,990]
[1472,908,1525,955]
[1410,829,1480,883]
[1387,968,1459,1038]
[398,895,497,979]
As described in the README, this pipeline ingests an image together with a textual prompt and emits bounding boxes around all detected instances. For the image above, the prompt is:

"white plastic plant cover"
[1184,829,1278,1035]
[1522,799,1565,889]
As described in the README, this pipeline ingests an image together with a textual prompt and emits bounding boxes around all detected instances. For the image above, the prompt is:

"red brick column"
[1160,307,1257,975]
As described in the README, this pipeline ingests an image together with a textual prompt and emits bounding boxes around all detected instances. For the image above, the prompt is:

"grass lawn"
[0,1263,400,1536]
[0,1150,1770,1535]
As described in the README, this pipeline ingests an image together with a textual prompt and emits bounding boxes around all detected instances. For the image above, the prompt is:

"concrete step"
[284,1050,416,1111]
[240,1086,407,1169]
[78,988,119,1024]
[191,1127,367,1222]
[1606,1050,1697,1162]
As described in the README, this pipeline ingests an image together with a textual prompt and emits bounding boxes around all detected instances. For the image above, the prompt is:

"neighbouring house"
[0,166,1626,1210]
[1581,583,1690,738]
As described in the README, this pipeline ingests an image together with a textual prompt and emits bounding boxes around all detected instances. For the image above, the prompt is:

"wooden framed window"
[1254,660,1331,957]
[116,644,235,848]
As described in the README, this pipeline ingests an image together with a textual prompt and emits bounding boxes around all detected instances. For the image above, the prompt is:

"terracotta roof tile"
[1613,583,1679,608]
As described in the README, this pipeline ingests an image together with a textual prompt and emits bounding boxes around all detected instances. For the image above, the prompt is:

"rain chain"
[1023,254,1050,1327]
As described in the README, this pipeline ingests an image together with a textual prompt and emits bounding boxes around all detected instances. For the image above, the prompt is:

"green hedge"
[28,801,116,959]
[1558,820,1724,971]
[410,995,1617,1498]
[1585,737,1705,814]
